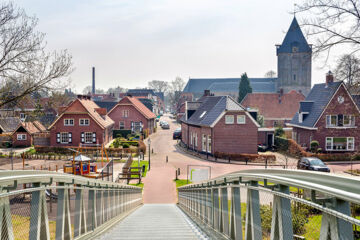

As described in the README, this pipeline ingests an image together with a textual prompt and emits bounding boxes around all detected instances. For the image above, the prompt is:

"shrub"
[113,140,121,148]
[274,136,289,151]
[214,152,259,162]
[275,126,285,137]
[310,140,319,153]
[122,143,130,148]
[138,140,146,153]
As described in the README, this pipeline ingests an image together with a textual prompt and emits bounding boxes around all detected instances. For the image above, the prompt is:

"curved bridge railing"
[0,170,142,240]
[178,169,360,240]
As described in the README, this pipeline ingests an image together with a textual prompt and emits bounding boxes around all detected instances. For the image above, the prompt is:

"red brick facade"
[12,130,32,147]
[182,111,258,154]
[292,85,360,152]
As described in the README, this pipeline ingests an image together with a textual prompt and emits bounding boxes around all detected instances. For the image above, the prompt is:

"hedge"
[113,130,132,139]
[34,145,139,154]
[214,152,276,162]
[274,136,289,151]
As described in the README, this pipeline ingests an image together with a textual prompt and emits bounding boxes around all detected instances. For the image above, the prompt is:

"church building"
[182,17,312,99]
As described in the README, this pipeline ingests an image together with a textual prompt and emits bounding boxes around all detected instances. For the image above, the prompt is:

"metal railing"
[0,170,142,240]
[178,169,360,240]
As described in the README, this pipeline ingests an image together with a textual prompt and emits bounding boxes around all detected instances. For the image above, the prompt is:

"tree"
[335,54,360,94]
[107,86,126,94]
[238,73,252,103]
[148,80,169,93]
[296,0,360,57]
[82,86,105,94]
[0,2,73,108]
[264,70,277,78]
[168,77,185,109]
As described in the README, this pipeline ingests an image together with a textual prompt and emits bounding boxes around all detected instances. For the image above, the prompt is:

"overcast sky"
[15,0,337,93]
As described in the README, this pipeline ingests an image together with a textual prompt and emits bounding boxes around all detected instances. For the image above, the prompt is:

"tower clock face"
[337,96,344,104]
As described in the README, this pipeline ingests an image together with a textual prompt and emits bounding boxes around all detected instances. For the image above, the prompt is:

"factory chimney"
[92,67,95,94]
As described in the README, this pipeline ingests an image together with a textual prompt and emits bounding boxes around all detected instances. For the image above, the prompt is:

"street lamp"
[147,138,151,171]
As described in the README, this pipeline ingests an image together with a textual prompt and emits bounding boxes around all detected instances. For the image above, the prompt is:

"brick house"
[181,95,259,155]
[107,96,156,134]
[241,90,305,127]
[49,96,114,147]
[12,121,46,147]
[287,72,360,152]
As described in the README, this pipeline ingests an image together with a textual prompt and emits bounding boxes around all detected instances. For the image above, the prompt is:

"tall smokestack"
[92,67,95,94]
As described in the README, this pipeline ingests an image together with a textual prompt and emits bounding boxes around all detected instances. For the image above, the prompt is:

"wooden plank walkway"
[97,204,207,240]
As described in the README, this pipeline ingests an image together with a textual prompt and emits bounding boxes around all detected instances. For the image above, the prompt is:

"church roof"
[183,78,277,95]
[277,17,311,54]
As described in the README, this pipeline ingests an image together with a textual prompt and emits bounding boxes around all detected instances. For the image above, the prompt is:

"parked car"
[173,128,181,140]
[297,157,330,172]
[159,120,167,126]
[161,123,170,129]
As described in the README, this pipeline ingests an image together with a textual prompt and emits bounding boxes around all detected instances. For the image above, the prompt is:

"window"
[326,137,355,151]
[347,137,355,151]
[119,121,125,129]
[225,115,234,124]
[237,115,246,124]
[202,134,206,151]
[60,132,69,144]
[195,133,198,147]
[293,74,296,80]
[190,132,193,145]
[326,115,337,127]
[123,110,129,118]
[20,113,26,121]
[85,132,93,143]
[79,119,90,126]
[17,134,26,141]
[344,115,355,127]
[64,119,74,126]
[207,135,211,153]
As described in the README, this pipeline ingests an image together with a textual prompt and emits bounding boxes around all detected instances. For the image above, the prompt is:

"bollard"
[265,159,268,169]
[178,168,180,175]
[142,165,146,174]
[166,156,168,163]
[152,149,154,154]
[175,170,178,180]
[56,165,58,172]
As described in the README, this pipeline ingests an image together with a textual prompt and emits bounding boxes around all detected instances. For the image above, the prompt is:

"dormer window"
[298,112,309,123]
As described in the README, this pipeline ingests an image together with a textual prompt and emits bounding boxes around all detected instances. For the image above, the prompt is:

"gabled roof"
[182,96,258,127]
[183,78,277,95]
[352,95,360,109]
[108,96,156,119]
[289,82,342,128]
[241,90,305,119]
[0,117,22,133]
[277,17,311,54]
[49,98,114,129]
[13,121,45,135]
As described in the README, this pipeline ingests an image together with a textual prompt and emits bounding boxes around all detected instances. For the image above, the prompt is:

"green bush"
[122,143,130,148]
[310,140,319,153]
[274,136,289,151]
[275,126,285,137]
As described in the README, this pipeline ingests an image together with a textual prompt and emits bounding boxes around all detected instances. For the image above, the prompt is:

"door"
[267,133,274,147]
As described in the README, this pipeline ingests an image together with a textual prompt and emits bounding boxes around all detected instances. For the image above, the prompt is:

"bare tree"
[335,54,360,93]
[0,2,73,108]
[168,77,185,109]
[264,70,277,78]
[107,86,127,94]
[82,86,104,94]
[296,0,360,58]
[148,80,169,93]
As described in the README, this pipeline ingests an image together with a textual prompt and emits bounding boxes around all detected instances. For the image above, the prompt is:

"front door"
[267,133,273,147]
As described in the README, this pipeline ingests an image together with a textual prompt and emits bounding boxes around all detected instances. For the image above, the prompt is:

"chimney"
[204,90,210,96]
[326,71,334,85]
[92,67,95,95]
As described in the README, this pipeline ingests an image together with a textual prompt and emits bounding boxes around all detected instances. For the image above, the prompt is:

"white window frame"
[123,110,129,118]
[79,118,90,126]
[207,135,211,153]
[84,132,93,143]
[195,133,198,147]
[343,115,355,127]
[60,132,69,144]
[64,119,74,126]
[237,115,246,124]
[347,137,355,151]
[225,115,234,124]
[17,134,26,141]
[326,137,333,150]
[190,132,193,145]
[202,134,206,152]
[119,121,125,129]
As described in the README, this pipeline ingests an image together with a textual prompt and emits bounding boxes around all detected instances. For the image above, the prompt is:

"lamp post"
[147,138,151,171]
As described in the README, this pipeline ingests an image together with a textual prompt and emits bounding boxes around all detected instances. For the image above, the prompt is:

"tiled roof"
[33,121,47,132]
[94,101,117,112]
[113,96,156,119]
[79,99,114,128]
[241,91,305,119]
[289,82,342,128]
[183,78,277,95]
[277,17,311,54]
[0,117,22,133]
[352,95,360,109]
[15,121,46,135]
[183,96,244,126]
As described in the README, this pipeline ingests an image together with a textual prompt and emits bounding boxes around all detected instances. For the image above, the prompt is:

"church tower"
[276,17,312,96]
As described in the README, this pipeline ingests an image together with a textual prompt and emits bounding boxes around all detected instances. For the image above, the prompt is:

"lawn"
[129,183,144,188]
[174,179,192,188]
[130,160,149,177]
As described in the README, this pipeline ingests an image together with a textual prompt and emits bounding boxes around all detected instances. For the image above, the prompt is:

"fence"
[0,170,142,240]
[101,159,114,182]
[178,169,360,240]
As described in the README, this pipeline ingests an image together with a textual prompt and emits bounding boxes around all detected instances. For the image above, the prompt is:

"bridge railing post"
[0,189,14,240]
[87,188,97,231]
[55,183,71,240]
[245,181,262,240]
[221,183,229,236]
[213,186,220,231]
[230,181,242,240]
[74,186,87,237]
[95,188,103,226]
